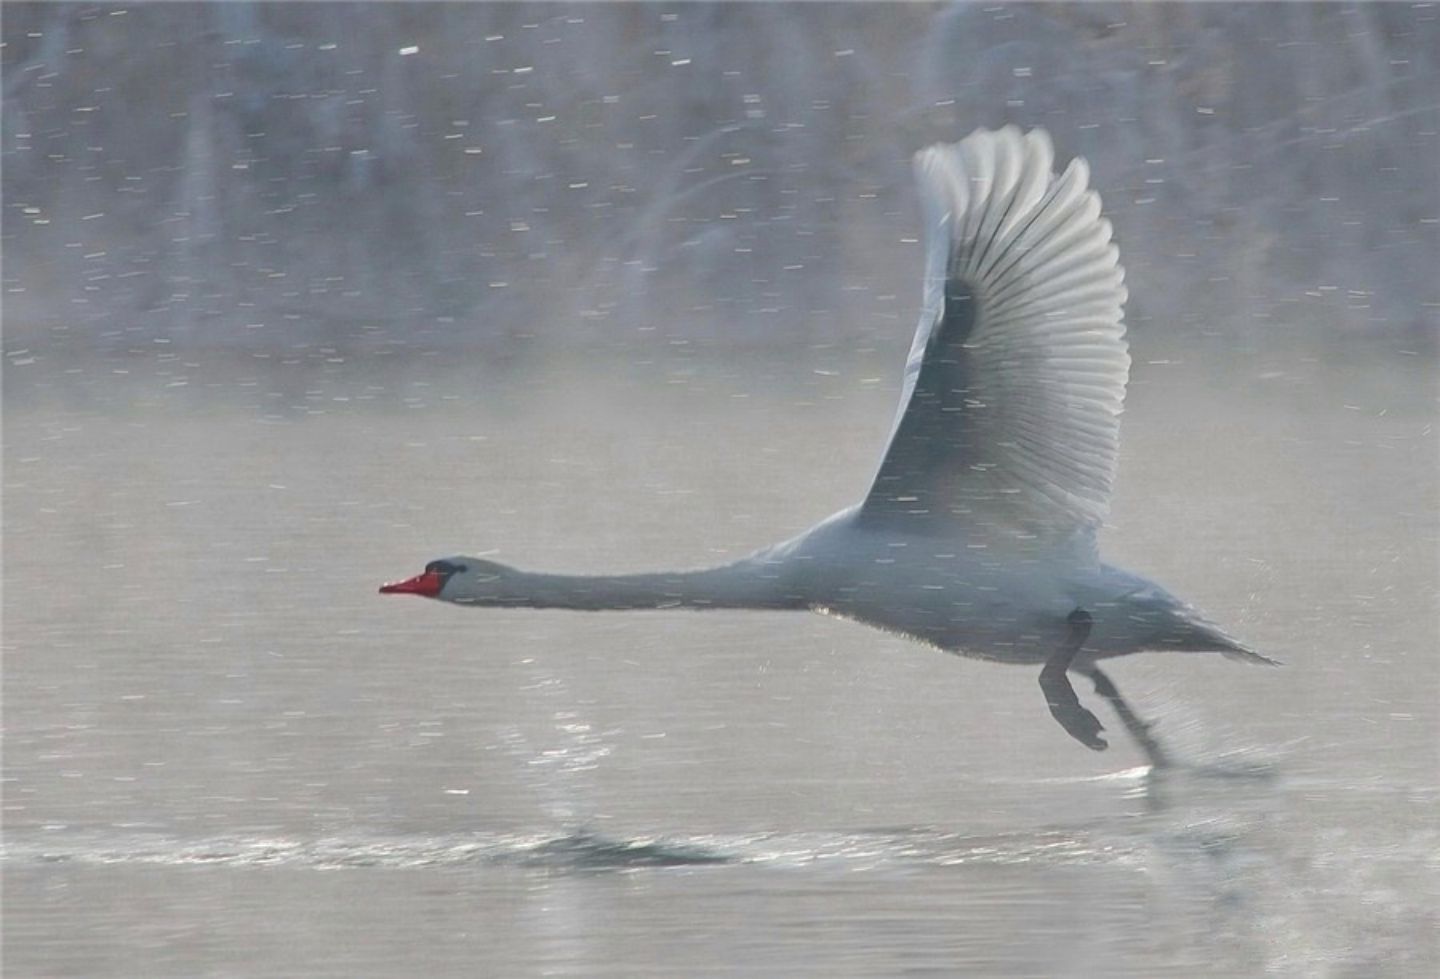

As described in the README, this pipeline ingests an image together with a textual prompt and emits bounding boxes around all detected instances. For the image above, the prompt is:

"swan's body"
[382,127,1272,764]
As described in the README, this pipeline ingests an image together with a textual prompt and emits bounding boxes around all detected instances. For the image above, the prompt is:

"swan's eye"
[455,564,469,573]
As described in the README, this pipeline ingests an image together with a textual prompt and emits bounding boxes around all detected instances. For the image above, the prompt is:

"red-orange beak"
[379,570,444,597]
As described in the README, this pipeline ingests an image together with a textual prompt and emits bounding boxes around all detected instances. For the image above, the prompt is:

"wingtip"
[917,126,1057,166]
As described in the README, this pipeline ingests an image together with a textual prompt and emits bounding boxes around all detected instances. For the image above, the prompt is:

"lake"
[4,344,1436,976]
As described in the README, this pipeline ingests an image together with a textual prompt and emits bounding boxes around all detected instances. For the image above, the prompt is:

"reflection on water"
[4,350,1437,976]
[5,770,1436,977]
[5,825,1118,872]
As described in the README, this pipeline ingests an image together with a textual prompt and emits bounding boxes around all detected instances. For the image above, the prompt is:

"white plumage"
[870,127,1129,541]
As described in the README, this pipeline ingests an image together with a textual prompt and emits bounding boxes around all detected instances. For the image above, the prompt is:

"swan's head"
[379,556,518,604]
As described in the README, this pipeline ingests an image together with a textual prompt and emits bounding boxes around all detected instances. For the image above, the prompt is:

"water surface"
[5,349,1436,976]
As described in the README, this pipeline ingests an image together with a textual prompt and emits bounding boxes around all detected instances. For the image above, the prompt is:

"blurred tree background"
[4,2,1436,363]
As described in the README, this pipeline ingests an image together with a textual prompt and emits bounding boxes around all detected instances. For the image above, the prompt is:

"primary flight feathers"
[866,127,1130,543]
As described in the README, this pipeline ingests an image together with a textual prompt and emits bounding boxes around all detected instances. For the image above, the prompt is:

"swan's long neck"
[464,560,803,611]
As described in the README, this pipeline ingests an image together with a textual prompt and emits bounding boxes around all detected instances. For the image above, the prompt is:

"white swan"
[381,126,1274,767]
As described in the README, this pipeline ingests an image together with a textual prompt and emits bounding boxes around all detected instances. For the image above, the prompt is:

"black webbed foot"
[1045,687,1109,751]
[1080,663,1172,770]
[1039,609,1174,766]
[1039,610,1108,751]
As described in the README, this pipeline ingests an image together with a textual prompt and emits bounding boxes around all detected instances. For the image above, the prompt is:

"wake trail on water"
[2,824,1140,873]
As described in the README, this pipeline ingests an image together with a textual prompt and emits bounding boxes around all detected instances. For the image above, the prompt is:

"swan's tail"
[1218,639,1282,667]
[1186,615,1281,666]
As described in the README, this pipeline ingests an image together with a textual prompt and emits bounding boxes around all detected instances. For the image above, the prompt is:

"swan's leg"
[1039,610,1107,751]
[1076,663,1172,770]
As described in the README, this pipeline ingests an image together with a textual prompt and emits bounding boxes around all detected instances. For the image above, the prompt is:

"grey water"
[4,348,1437,977]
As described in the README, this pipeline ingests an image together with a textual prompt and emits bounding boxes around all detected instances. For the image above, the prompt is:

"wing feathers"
[863,127,1130,543]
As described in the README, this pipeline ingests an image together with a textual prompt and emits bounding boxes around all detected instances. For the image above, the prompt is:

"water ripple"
[2,825,1132,874]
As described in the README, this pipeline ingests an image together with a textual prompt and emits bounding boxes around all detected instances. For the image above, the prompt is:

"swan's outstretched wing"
[862,127,1129,546]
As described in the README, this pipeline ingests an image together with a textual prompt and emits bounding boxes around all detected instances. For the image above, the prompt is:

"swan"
[381,126,1274,768]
